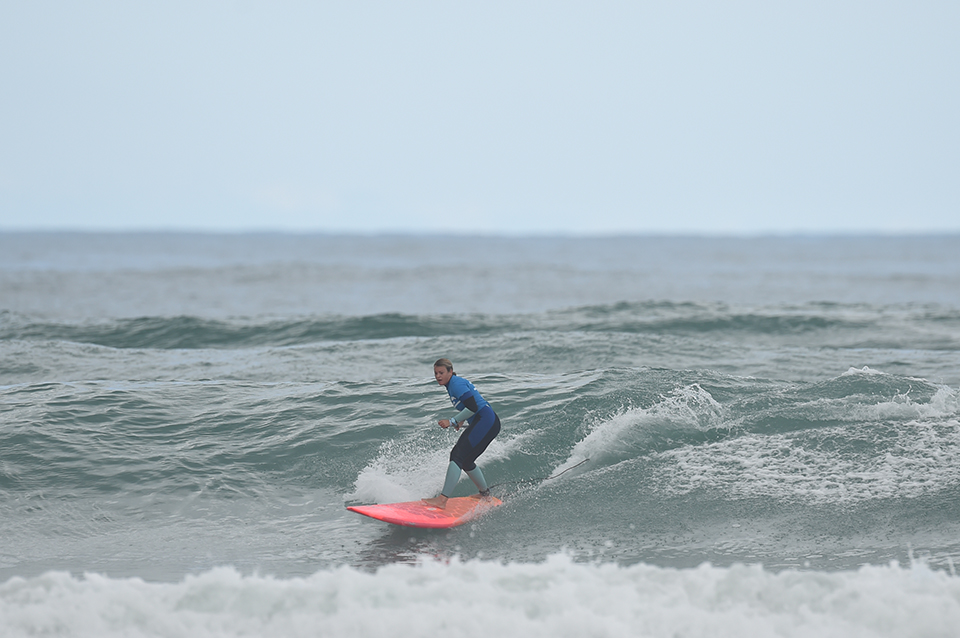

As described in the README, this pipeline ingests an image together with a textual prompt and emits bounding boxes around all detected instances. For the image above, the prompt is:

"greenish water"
[2,233,960,637]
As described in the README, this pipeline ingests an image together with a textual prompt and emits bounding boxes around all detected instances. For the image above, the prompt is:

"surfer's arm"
[449,392,482,428]
[439,407,474,430]
[451,407,475,428]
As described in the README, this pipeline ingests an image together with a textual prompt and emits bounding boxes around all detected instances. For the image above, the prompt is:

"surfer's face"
[434,365,453,385]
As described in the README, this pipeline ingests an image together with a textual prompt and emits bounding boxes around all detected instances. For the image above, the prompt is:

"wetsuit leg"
[465,467,489,495]
[441,461,462,497]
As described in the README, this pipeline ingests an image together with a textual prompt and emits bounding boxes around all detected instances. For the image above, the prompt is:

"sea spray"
[555,383,729,475]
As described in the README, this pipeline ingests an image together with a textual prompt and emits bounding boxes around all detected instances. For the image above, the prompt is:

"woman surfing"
[422,358,501,509]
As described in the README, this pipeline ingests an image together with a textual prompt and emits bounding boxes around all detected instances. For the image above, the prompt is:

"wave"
[554,383,728,474]
[542,370,960,505]
[0,312,501,350]
[2,553,959,638]
[4,302,959,350]
[4,365,960,578]
[3,368,957,501]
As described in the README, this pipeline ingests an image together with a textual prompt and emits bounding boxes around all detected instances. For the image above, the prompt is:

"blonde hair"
[433,358,454,372]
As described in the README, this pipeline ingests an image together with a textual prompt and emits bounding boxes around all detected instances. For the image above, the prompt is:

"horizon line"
[3,228,959,239]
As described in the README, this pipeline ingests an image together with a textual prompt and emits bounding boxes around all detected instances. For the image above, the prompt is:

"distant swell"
[3,302,959,350]
[0,313,503,349]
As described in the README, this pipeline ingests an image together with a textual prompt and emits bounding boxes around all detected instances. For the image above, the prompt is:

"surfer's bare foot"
[422,495,448,509]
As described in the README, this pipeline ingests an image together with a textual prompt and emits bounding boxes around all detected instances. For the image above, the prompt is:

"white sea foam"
[850,385,960,422]
[2,554,959,638]
[842,365,889,377]
[657,387,960,504]
[555,384,726,474]
[345,437,447,504]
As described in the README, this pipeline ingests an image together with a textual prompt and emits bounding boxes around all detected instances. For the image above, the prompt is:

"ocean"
[2,232,960,637]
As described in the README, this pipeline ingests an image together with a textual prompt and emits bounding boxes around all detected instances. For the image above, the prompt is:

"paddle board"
[347,494,502,529]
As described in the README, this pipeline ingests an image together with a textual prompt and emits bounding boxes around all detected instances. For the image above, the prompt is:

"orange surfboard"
[347,494,502,529]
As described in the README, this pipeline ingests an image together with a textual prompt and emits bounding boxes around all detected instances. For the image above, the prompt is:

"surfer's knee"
[450,441,477,472]
[450,447,476,471]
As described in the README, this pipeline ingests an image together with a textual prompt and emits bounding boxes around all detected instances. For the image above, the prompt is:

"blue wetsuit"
[444,375,501,473]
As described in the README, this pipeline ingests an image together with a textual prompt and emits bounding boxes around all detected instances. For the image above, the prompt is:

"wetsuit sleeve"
[446,376,486,425]
[452,407,475,424]
[459,394,482,412]
[451,392,481,424]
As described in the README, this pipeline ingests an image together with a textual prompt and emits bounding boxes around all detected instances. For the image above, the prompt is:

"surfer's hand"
[439,419,450,429]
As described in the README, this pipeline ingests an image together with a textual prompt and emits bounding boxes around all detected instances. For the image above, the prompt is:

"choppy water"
[2,232,960,636]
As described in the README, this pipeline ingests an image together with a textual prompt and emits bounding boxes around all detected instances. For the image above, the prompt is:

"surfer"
[423,358,501,509]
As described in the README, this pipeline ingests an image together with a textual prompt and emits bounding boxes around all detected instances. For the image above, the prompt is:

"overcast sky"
[1,2,958,235]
